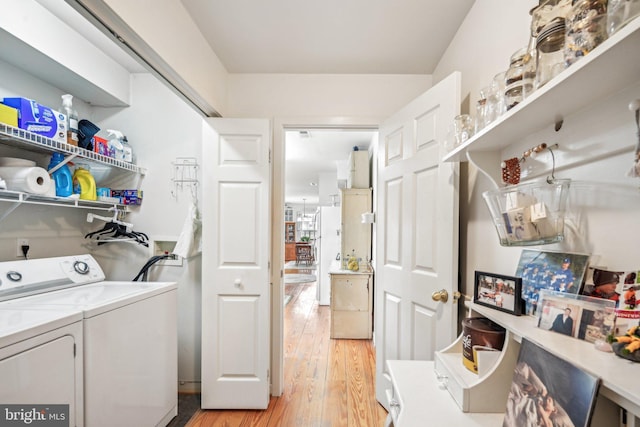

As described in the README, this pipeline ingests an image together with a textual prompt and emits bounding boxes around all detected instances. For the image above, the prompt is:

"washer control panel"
[0,255,106,301]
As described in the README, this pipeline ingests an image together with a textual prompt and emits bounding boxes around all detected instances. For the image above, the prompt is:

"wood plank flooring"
[186,273,388,427]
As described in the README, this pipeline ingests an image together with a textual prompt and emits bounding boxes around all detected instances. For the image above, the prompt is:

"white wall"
[100,0,228,115]
[226,73,432,119]
[433,1,640,302]
[90,73,204,391]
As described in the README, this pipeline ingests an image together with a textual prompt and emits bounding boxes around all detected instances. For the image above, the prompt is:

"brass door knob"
[431,289,449,303]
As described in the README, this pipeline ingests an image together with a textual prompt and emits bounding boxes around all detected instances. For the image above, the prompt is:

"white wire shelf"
[0,189,126,210]
[0,123,146,175]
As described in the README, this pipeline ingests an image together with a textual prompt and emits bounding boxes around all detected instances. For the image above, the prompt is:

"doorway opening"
[283,128,376,307]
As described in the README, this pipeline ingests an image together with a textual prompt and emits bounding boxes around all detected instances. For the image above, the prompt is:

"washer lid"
[2,281,177,318]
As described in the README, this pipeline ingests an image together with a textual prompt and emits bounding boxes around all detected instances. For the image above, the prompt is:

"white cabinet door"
[201,118,271,409]
[341,188,372,262]
[375,72,461,409]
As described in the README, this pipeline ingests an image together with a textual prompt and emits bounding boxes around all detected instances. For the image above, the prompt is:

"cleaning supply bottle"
[106,129,125,160]
[121,135,134,162]
[61,94,79,146]
[47,152,73,197]
[72,167,97,200]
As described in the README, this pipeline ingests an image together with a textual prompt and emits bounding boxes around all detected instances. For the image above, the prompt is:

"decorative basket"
[482,179,571,246]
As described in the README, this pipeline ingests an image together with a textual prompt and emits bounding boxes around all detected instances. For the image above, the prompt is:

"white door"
[201,118,271,409]
[375,72,461,408]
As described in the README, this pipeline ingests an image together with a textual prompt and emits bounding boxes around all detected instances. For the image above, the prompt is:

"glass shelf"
[0,123,146,175]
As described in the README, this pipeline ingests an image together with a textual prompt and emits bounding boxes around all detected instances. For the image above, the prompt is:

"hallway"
[186,275,387,426]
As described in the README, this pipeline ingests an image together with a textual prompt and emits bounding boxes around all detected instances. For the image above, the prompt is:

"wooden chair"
[295,243,314,265]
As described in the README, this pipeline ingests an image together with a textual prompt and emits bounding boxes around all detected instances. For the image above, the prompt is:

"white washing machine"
[0,255,178,427]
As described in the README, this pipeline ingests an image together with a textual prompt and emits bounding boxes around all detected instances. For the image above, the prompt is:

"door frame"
[271,117,380,396]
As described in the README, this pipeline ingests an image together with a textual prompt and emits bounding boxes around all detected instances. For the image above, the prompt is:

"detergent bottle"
[47,152,73,197]
[72,167,97,200]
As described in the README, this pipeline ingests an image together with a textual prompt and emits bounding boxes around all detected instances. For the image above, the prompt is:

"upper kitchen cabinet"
[0,0,133,107]
[443,16,640,171]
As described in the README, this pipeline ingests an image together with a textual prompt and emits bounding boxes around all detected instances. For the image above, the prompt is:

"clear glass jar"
[444,114,474,152]
[474,87,489,133]
[608,0,640,36]
[535,18,566,89]
[452,114,473,146]
[487,71,507,119]
[565,0,608,66]
[530,0,573,37]
[505,48,536,110]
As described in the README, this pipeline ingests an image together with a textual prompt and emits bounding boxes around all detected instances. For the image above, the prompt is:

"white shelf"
[0,189,124,210]
[0,123,146,175]
[444,16,640,162]
[468,301,640,418]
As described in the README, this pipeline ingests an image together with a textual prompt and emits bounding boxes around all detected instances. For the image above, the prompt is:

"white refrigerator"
[316,206,341,305]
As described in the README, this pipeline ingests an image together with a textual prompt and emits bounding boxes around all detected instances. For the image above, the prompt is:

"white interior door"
[375,72,461,408]
[201,118,271,409]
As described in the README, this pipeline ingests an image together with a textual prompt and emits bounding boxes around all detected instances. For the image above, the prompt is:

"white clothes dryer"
[0,303,84,426]
[0,255,178,427]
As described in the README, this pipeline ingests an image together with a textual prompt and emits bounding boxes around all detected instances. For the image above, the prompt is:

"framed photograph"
[503,338,600,427]
[474,271,523,315]
[515,250,590,316]
[581,267,640,336]
[537,290,616,343]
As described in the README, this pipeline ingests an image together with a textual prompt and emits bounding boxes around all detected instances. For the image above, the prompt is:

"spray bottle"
[61,94,79,146]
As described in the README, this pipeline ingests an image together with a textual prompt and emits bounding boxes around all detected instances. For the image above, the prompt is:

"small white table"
[385,360,504,427]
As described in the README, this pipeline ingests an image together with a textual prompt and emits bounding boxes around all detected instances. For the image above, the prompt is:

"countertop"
[328,260,373,275]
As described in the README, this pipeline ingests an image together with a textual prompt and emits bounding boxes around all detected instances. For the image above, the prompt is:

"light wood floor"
[186,274,388,426]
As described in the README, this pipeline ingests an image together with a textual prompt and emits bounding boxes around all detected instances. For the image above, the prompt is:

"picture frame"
[503,338,600,427]
[536,290,616,343]
[515,249,590,316]
[474,271,523,316]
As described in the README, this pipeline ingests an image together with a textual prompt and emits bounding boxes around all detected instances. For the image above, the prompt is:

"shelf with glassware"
[442,15,640,177]
[284,221,296,262]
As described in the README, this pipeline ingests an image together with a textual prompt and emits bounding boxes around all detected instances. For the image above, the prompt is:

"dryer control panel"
[0,255,105,302]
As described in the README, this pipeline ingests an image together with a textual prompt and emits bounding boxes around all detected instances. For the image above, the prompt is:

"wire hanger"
[85,210,149,246]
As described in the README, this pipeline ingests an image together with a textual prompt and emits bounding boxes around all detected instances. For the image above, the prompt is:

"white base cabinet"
[330,271,372,339]
[385,360,505,427]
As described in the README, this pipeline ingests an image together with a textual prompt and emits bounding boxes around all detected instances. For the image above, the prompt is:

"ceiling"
[181,0,474,74]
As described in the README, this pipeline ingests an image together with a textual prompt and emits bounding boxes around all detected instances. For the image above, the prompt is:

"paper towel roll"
[0,166,52,195]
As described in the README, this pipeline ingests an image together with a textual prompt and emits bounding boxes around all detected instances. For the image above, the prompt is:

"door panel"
[384,178,402,265]
[383,292,401,363]
[375,72,461,409]
[412,304,437,360]
[202,118,271,410]
[220,183,261,264]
